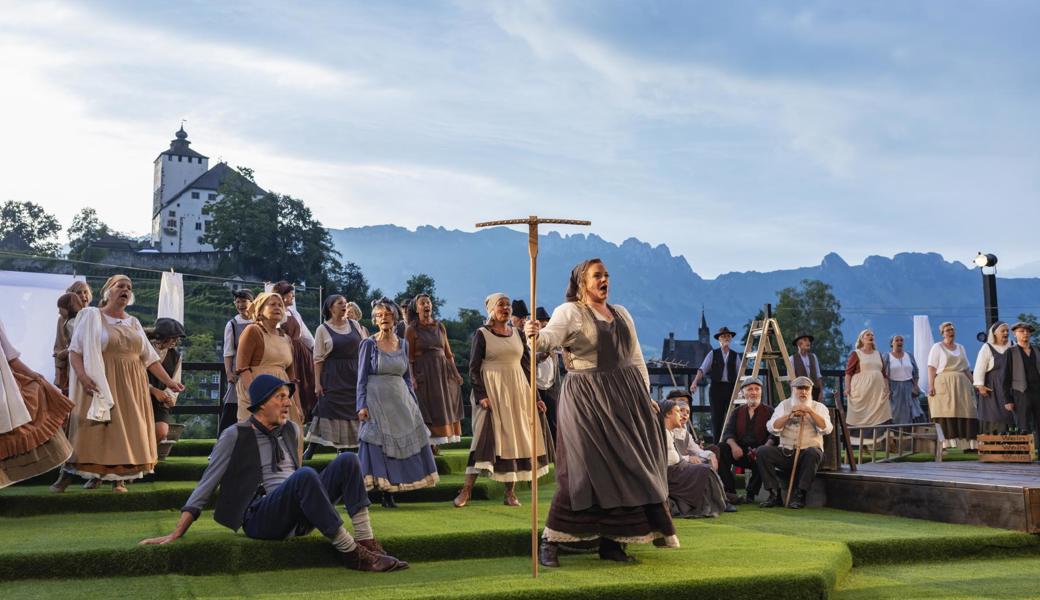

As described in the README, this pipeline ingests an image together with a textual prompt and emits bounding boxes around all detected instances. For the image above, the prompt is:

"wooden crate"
[977,434,1036,463]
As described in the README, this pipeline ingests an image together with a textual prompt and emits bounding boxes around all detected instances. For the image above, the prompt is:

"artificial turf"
[834,555,1040,599]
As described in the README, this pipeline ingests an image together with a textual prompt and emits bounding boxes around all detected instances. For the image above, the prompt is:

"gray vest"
[1008,344,1040,393]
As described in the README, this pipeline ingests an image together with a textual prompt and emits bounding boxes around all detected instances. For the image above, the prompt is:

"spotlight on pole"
[974,252,999,333]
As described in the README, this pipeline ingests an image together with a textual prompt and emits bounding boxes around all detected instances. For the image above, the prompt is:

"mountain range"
[329,225,1040,360]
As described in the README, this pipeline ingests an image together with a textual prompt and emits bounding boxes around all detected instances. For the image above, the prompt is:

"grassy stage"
[1,440,1036,599]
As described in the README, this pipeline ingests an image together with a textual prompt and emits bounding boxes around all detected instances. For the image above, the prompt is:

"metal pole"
[982,271,999,329]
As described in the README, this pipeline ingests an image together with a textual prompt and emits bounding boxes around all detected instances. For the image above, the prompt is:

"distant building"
[653,310,714,403]
[150,126,264,253]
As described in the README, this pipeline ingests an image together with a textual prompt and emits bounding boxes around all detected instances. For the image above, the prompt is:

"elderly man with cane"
[756,376,833,509]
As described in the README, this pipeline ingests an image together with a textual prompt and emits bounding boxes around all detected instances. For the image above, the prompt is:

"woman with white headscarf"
[973,321,1015,434]
[452,293,553,509]
[844,329,892,432]
[0,318,75,489]
[928,322,978,450]
[62,275,184,492]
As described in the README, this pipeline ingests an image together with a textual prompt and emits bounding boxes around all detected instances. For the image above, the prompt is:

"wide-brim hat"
[792,332,814,344]
[714,326,738,340]
[1011,321,1036,333]
[150,318,186,340]
[511,299,530,318]
[791,375,815,389]
[535,306,551,321]
[247,374,296,413]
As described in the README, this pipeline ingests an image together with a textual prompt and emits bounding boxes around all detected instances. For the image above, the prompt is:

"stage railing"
[846,423,945,464]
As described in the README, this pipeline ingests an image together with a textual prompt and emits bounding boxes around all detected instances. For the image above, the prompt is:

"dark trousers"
[709,382,735,443]
[217,402,239,436]
[717,442,763,497]
[756,445,823,494]
[1012,389,1040,453]
[242,452,371,540]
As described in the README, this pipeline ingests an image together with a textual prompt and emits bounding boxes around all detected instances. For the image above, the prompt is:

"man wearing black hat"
[511,299,530,329]
[718,377,775,504]
[140,374,407,572]
[146,317,187,449]
[534,306,559,441]
[220,289,254,434]
[757,376,833,509]
[789,333,824,401]
[690,326,742,443]
[1004,322,1040,456]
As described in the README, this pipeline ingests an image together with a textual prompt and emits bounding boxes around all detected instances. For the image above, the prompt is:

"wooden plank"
[1025,488,1040,534]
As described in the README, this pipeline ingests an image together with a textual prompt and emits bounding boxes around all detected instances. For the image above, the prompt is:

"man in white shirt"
[689,326,741,444]
[756,376,833,509]
[789,333,824,401]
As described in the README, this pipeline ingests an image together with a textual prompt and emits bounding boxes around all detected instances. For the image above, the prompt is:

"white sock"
[351,508,374,541]
[330,526,357,553]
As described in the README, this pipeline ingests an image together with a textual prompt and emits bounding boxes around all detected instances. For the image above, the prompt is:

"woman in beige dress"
[928,321,978,450]
[234,292,303,451]
[844,329,892,436]
[62,275,183,492]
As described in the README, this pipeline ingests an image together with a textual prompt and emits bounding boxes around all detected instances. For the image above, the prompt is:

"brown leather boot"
[453,474,478,507]
[341,543,408,572]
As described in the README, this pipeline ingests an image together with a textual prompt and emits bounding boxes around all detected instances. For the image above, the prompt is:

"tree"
[395,274,445,317]
[67,208,112,260]
[324,261,381,307]
[746,279,848,369]
[0,200,61,256]
[183,332,218,363]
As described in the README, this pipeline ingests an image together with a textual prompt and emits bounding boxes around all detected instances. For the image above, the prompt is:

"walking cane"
[784,414,808,508]
[475,216,590,578]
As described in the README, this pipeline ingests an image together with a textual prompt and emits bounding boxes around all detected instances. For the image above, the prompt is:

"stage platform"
[817,461,1040,533]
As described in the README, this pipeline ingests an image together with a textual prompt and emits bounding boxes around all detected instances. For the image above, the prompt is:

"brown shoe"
[50,472,73,493]
[357,538,386,555]
[503,488,521,507]
[342,544,408,572]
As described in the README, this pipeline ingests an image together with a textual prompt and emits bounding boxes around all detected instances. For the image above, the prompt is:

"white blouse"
[313,320,363,362]
[887,353,914,382]
[973,343,1010,386]
[0,319,20,362]
[69,313,160,366]
[535,302,649,389]
[927,342,968,374]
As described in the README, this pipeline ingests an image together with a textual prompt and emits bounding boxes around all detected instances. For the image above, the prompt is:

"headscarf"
[322,294,346,321]
[986,321,1008,346]
[484,292,509,324]
[250,292,284,322]
[564,258,603,303]
[855,329,874,350]
[99,274,133,307]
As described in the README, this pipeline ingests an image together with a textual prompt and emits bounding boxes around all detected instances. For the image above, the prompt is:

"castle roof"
[156,126,208,161]
[153,162,265,218]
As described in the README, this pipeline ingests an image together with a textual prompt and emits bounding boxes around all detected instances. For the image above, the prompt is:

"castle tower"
[151,126,208,246]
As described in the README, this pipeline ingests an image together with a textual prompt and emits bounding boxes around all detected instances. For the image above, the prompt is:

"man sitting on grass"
[140,374,407,572]
[756,376,833,509]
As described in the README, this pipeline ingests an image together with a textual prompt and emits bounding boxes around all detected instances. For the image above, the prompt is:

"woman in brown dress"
[274,281,317,423]
[406,293,464,448]
[62,275,183,492]
[1,318,75,489]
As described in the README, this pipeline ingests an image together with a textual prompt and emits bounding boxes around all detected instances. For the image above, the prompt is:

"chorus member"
[65,275,184,492]
[660,399,730,517]
[345,302,370,337]
[139,375,407,572]
[52,292,85,396]
[219,289,254,434]
[845,330,892,436]
[146,318,185,449]
[357,300,439,507]
[1004,322,1040,453]
[1,318,75,489]
[527,259,675,568]
[789,333,824,400]
[690,326,741,443]
[973,322,1014,434]
[885,335,926,425]
[306,295,365,457]
[235,293,303,444]
[393,299,411,339]
[455,293,552,509]
[757,377,833,509]
[534,306,560,442]
[273,282,317,423]
[510,299,530,329]
[927,322,978,450]
[406,293,464,448]
[718,377,775,504]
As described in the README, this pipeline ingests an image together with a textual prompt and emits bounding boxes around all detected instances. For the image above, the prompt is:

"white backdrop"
[913,315,934,394]
[0,270,83,382]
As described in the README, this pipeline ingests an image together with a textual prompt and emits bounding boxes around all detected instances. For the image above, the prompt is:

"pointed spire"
[699,307,708,331]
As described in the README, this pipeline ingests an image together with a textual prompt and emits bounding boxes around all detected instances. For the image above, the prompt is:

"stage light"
[974,253,998,268]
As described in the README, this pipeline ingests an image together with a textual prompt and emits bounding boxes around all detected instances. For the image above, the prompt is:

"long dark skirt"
[543,364,676,543]
[667,462,728,518]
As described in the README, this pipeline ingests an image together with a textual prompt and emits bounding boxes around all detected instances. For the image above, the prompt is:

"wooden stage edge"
[814,461,1040,534]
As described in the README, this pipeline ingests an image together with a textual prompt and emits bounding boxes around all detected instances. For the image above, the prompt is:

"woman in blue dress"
[357,299,439,508]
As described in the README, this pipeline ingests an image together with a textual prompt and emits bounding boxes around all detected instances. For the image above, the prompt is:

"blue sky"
[1,1,1037,277]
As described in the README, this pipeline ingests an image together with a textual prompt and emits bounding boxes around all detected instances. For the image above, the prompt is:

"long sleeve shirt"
[767,397,833,450]
[356,337,417,411]
[222,315,252,358]
[973,343,1009,386]
[469,327,531,402]
[69,313,160,366]
[285,305,315,350]
[180,421,299,519]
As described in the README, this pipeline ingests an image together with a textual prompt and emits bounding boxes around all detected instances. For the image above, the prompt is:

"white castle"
[150,126,263,253]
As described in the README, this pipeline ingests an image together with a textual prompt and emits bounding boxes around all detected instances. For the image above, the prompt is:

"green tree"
[396,273,445,317]
[183,332,218,363]
[746,279,848,369]
[322,261,382,307]
[0,200,62,256]
[1016,313,1040,346]
[67,208,112,260]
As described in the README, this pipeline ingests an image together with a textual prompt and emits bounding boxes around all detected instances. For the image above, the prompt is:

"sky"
[1,0,1038,278]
